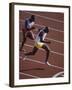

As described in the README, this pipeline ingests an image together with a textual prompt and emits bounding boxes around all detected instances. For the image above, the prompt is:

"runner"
[20,15,35,51]
[25,27,51,64]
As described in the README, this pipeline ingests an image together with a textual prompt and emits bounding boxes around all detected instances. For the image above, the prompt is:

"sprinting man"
[20,15,35,51]
[25,27,51,64]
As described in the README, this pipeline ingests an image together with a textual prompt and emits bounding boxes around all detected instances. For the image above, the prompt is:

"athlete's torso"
[25,18,35,30]
[35,29,47,43]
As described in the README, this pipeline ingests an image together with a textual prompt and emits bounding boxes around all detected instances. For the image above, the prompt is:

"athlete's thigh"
[32,46,38,53]
[22,28,26,38]
[42,44,49,51]
[27,31,34,40]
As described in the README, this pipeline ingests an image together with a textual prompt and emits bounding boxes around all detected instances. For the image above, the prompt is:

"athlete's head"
[30,15,35,22]
[43,27,49,33]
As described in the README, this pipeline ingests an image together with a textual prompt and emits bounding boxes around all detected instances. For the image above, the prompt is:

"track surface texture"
[19,11,64,79]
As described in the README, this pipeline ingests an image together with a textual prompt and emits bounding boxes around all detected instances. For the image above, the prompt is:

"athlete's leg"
[26,31,35,40]
[20,29,26,51]
[30,27,35,30]
[20,37,26,51]
[42,44,50,63]
[25,46,38,56]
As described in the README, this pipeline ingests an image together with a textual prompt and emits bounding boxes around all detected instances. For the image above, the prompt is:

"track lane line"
[23,44,64,56]
[20,19,64,33]
[46,37,64,44]
[20,56,64,70]
[52,71,64,77]
[20,30,64,44]
[25,12,64,23]
[20,72,40,78]
[19,42,64,56]
[35,23,64,33]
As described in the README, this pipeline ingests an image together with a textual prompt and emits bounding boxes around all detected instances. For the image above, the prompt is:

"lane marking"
[20,56,64,70]
[53,71,64,77]
[20,19,64,33]
[46,37,64,44]
[20,30,64,44]
[25,12,64,23]
[35,23,64,33]
[20,20,64,33]
[23,57,45,65]
[47,63,64,70]
[20,72,40,78]
[23,44,64,56]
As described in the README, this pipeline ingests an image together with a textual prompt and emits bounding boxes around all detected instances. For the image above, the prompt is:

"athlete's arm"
[40,38,51,43]
[39,32,51,43]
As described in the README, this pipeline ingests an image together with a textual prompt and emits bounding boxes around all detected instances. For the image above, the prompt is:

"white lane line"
[47,63,64,70]
[46,37,64,44]
[35,23,64,33]
[19,43,64,56]
[23,57,45,65]
[53,71,64,77]
[20,56,64,70]
[25,12,64,23]
[49,27,64,33]
[20,72,40,78]
[20,19,64,33]
[24,44,64,56]
[20,30,64,44]
[50,51,64,56]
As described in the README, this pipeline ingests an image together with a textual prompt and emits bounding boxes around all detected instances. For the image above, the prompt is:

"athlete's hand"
[45,41,51,44]
[42,40,51,44]
[47,41,51,44]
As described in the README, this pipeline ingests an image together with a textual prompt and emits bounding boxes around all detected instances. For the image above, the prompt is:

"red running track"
[19,11,64,79]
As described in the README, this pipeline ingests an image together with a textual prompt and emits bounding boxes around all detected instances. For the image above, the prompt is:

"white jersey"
[25,18,35,29]
[35,29,47,43]
[28,22,35,29]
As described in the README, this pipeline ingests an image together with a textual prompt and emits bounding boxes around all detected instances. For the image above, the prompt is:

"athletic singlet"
[25,18,35,30]
[35,29,47,48]
[35,30,47,42]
